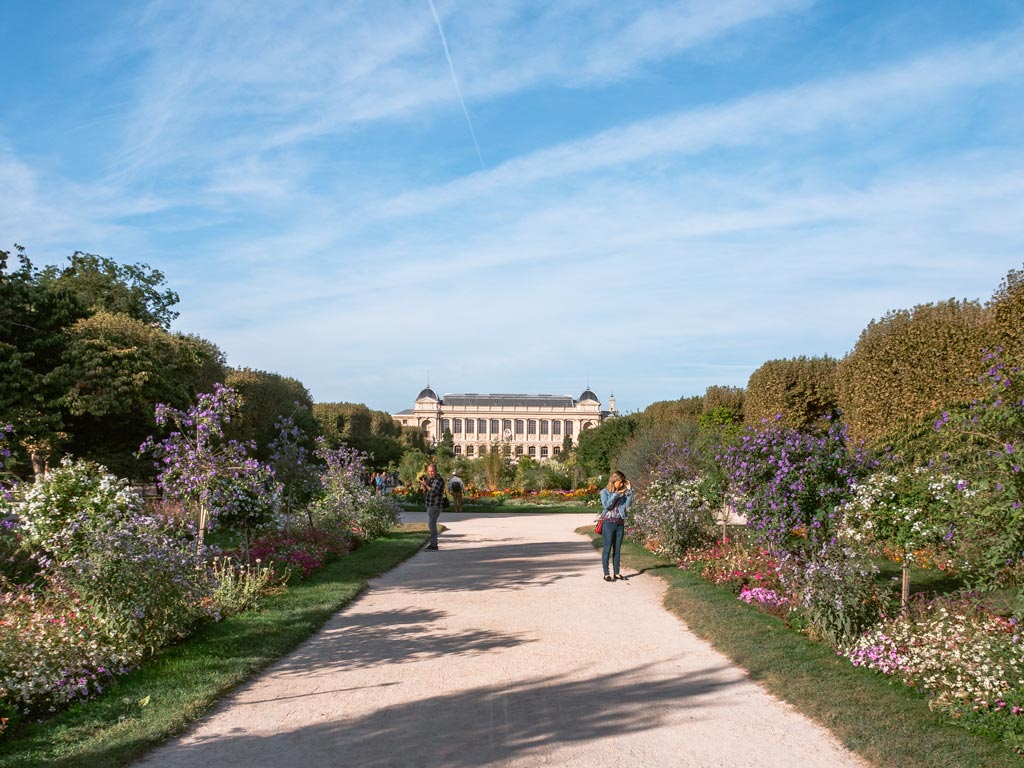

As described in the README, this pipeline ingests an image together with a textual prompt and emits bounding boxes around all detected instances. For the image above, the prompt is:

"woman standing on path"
[599,471,634,582]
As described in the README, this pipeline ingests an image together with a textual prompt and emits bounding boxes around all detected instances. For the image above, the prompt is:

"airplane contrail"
[427,0,486,171]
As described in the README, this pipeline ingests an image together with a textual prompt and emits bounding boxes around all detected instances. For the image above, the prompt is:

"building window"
[454,445,462,455]
[502,444,511,457]
[552,420,561,435]
[479,419,487,434]
[515,445,523,456]
[490,419,499,434]
[442,418,451,433]
[515,419,524,435]
[527,419,536,434]
[467,445,475,456]
[540,446,549,458]
[502,419,512,434]
[466,419,474,434]
[553,446,561,455]
[540,420,549,435]
[528,446,536,457]
[453,418,462,433]
[402,419,408,425]
[565,420,574,436]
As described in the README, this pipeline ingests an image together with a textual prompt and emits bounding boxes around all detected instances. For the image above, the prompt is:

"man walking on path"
[448,469,465,513]
[420,463,445,550]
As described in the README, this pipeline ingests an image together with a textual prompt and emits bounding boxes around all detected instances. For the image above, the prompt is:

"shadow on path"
[174,660,742,767]
[270,607,533,676]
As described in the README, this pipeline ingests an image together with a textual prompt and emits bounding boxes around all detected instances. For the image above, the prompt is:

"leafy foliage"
[745,356,838,430]
[837,299,991,445]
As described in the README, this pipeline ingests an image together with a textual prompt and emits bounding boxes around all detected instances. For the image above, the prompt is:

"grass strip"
[0,525,429,768]
[579,528,1024,768]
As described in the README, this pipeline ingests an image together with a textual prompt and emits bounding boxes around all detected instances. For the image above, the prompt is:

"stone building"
[392,387,617,460]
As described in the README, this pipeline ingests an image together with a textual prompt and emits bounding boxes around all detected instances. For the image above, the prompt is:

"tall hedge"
[835,299,991,445]
[990,264,1024,367]
[702,385,744,414]
[224,367,316,456]
[744,356,838,430]
[640,396,703,427]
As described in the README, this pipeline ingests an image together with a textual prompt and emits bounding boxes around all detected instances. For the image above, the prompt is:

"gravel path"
[133,512,867,768]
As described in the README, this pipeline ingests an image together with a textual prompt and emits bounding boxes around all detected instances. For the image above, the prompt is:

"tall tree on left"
[0,246,84,476]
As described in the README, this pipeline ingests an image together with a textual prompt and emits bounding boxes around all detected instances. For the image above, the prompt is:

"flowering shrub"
[17,457,142,565]
[680,539,784,594]
[248,526,354,579]
[310,440,400,542]
[209,557,280,616]
[140,384,281,551]
[0,581,135,729]
[938,349,1024,584]
[843,595,1024,718]
[839,467,963,567]
[17,458,210,651]
[268,414,318,516]
[628,474,717,559]
[778,545,883,648]
[722,417,875,551]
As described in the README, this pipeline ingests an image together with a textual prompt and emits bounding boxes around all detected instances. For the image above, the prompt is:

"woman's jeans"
[601,521,625,576]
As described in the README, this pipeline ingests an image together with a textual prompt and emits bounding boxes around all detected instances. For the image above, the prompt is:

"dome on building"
[417,386,439,401]
[578,388,599,403]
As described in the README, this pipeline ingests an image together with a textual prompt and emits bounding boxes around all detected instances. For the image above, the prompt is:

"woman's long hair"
[605,470,626,492]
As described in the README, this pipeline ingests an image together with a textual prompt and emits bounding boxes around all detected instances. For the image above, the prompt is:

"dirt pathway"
[133,512,867,768]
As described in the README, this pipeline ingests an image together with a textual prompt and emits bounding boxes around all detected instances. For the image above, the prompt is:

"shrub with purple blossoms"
[628,474,717,560]
[938,349,1024,585]
[16,459,210,650]
[310,439,400,542]
[141,384,281,553]
[777,544,883,648]
[722,416,875,552]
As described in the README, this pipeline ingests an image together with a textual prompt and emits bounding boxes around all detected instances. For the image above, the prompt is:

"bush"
[16,457,141,564]
[744,356,838,430]
[843,594,1024,722]
[0,581,133,727]
[778,545,884,648]
[209,557,280,616]
[722,417,875,551]
[15,458,210,651]
[628,474,717,559]
[836,299,991,445]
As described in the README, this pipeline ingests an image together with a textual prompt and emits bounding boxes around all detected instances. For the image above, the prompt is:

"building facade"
[392,387,617,460]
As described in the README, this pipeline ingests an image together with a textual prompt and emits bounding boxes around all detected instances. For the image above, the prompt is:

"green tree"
[55,311,225,476]
[313,401,406,469]
[0,247,84,475]
[225,368,316,458]
[575,415,639,478]
[38,251,180,329]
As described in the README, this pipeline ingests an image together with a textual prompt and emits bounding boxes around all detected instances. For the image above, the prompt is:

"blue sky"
[3,1,1024,415]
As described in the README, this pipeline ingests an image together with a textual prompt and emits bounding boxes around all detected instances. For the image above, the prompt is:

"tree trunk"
[901,561,911,615]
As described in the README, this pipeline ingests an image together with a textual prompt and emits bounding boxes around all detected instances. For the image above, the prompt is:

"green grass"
[580,528,1024,768]
[0,525,429,768]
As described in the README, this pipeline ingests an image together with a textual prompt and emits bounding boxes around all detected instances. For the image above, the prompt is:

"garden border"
[0,525,429,768]
[580,528,1024,768]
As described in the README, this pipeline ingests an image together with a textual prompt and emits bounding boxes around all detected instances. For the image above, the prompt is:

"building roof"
[393,408,415,415]
[578,388,600,403]
[416,387,439,401]
[443,393,576,408]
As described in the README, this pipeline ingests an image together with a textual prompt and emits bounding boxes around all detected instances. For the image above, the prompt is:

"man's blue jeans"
[426,504,442,546]
[602,520,624,576]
